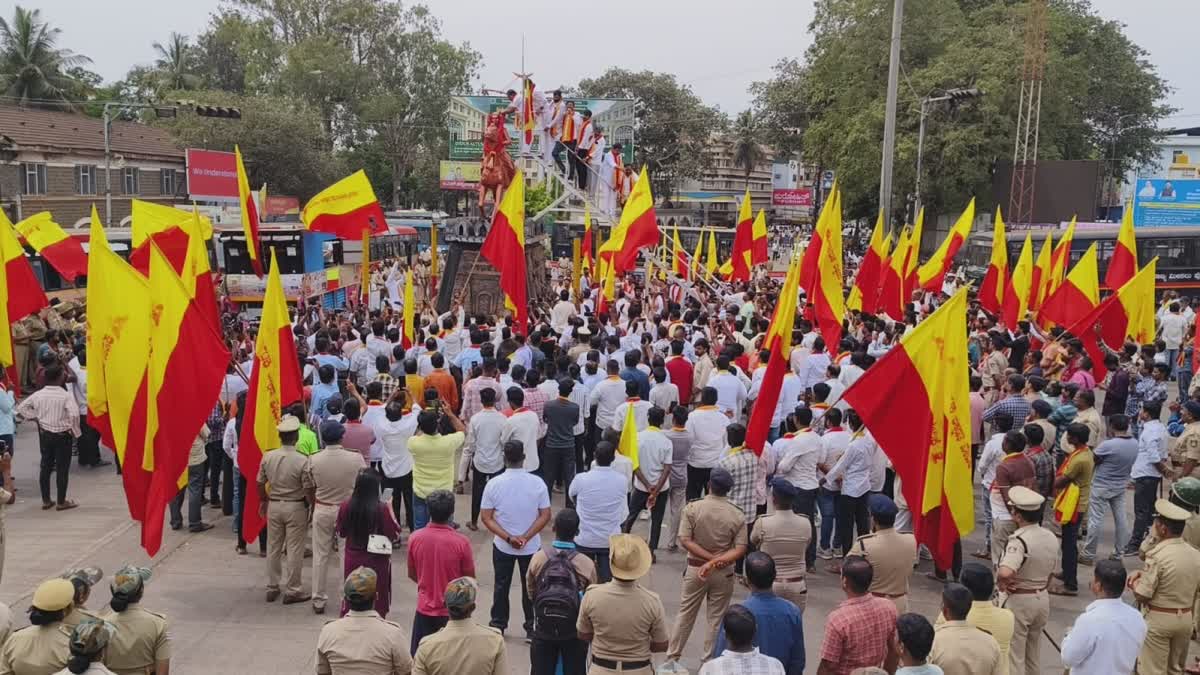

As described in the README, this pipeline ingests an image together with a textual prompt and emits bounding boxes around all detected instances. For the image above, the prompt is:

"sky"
[14,0,1200,127]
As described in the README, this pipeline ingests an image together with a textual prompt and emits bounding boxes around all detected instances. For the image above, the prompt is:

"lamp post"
[912,87,982,221]
[878,0,905,230]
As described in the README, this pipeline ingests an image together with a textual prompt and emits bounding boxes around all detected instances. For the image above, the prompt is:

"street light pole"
[912,87,982,223]
[103,102,113,226]
[878,0,905,231]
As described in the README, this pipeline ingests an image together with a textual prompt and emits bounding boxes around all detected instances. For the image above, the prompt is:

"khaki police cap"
[1155,498,1192,522]
[32,579,75,611]
[277,415,301,433]
[1007,485,1045,509]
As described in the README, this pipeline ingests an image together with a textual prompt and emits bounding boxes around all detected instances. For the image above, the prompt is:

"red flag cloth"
[129,227,190,277]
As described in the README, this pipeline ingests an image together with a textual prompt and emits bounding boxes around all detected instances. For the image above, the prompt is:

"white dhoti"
[600,181,618,218]
[541,130,554,164]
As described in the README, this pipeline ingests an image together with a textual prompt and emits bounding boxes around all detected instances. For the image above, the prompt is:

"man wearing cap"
[751,479,811,610]
[996,485,1058,675]
[1177,399,1200,480]
[1,578,74,674]
[317,567,413,675]
[257,415,315,604]
[413,577,508,674]
[847,494,917,614]
[577,534,669,674]
[667,466,749,664]
[1129,498,1200,675]
[305,419,367,614]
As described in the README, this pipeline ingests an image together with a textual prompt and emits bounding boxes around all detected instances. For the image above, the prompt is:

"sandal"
[55,500,78,511]
[41,502,54,510]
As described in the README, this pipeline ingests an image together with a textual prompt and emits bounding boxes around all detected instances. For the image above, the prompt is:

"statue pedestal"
[436,218,550,319]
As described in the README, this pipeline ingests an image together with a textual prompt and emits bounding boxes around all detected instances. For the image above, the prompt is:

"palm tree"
[0,6,92,107]
[152,32,199,92]
[731,109,766,191]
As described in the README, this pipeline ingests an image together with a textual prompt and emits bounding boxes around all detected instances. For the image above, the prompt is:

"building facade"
[0,106,186,229]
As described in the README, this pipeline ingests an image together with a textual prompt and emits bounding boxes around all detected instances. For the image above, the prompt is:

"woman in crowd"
[337,469,402,617]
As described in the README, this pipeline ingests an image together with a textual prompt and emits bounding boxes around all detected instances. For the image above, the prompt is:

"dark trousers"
[470,468,503,525]
[575,155,590,190]
[38,430,73,505]
[382,472,415,531]
[76,415,100,466]
[836,492,871,555]
[622,488,668,550]
[221,456,235,515]
[410,612,449,655]
[561,141,579,180]
[1130,477,1161,550]
[0,434,12,457]
[818,487,839,550]
[585,415,600,470]
[530,637,589,675]
[542,445,577,508]
[577,545,612,583]
[235,476,268,553]
[574,433,586,476]
[686,465,711,502]
[934,540,964,581]
[205,440,224,504]
[793,487,819,568]
[1061,519,1081,590]
[490,546,533,634]
[169,463,205,528]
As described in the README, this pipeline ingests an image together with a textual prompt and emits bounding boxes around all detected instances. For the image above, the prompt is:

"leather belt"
[872,591,906,599]
[1148,605,1192,614]
[687,558,706,567]
[592,657,651,671]
[1008,587,1047,594]
[315,499,341,506]
[269,498,306,502]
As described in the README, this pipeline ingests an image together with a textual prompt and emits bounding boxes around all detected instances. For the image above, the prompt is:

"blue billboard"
[1132,178,1200,227]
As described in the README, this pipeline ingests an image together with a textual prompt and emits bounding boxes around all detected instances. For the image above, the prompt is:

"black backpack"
[533,550,583,639]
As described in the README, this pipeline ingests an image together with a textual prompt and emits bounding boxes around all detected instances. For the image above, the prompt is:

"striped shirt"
[16,386,80,436]
[718,447,760,523]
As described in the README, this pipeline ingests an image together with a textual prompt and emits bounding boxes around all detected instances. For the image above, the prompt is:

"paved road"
[0,422,1185,673]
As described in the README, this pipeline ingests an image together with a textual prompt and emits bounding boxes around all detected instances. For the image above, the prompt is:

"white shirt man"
[771,373,805,431]
[587,374,628,432]
[685,404,731,469]
[798,350,831,391]
[599,147,623,216]
[611,398,652,435]
[378,406,420,480]
[708,368,748,420]
[774,427,824,491]
[459,405,506,481]
[362,401,388,464]
[501,407,541,472]
[541,95,566,163]
[481,466,550,557]
[1160,309,1187,350]
[649,380,679,414]
[568,456,629,552]
[550,297,576,334]
[634,426,673,494]
[1132,417,1169,481]
[509,86,547,156]
[820,424,852,491]
[825,431,875,498]
[976,431,1007,494]
[1059,595,1146,675]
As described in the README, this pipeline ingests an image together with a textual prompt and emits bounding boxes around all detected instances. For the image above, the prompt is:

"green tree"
[193,10,282,93]
[577,68,726,205]
[731,110,766,191]
[0,6,91,108]
[152,33,200,93]
[752,0,1174,223]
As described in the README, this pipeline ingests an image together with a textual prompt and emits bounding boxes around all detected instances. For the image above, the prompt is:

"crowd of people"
[3,241,1200,674]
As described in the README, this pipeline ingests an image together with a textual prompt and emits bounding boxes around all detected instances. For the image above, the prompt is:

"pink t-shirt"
[406,523,474,616]
[1067,370,1096,392]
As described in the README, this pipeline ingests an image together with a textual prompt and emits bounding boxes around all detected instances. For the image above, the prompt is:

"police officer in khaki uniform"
[750,478,811,610]
[1130,499,1200,675]
[99,565,169,675]
[848,493,917,614]
[578,534,669,674]
[60,617,118,675]
[0,578,74,675]
[1137,478,1200,557]
[996,485,1058,675]
[413,577,508,674]
[305,420,367,614]
[1176,400,1200,479]
[60,567,102,632]
[317,567,412,675]
[257,415,315,603]
[930,582,1004,675]
[666,467,748,665]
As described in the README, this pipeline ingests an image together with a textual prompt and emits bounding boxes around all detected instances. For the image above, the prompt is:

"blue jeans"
[169,462,205,528]
[1166,349,1180,379]
[577,546,612,583]
[413,496,429,530]
[818,487,838,550]
[768,426,781,444]
[1083,487,1128,558]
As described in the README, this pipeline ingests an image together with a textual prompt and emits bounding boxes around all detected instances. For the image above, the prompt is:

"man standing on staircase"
[575,110,596,191]
[600,143,625,218]
[542,90,565,166]
[555,101,580,181]
[588,126,607,203]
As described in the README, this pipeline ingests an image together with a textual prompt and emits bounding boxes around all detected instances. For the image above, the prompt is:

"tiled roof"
[0,105,183,158]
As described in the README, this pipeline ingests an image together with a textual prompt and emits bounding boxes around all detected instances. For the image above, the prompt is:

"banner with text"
[186,148,238,202]
[439,161,481,190]
[1132,178,1200,227]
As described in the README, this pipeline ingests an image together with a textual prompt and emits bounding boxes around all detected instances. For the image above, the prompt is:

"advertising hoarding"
[439,161,482,191]
[447,95,635,165]
[1132,178,1200,227]
[185,148,238,201]
[772,189,813,207]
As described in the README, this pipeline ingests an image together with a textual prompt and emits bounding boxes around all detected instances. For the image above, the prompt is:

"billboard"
[1132,178,1200,227]
[186,148,238,202]
[439,160,481,191]
[447,95,635,165]
[772,189,813,207]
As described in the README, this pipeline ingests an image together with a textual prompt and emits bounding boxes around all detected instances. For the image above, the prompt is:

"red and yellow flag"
[0,228,9,371]
[812,189,845,350]
[140,242,230,556]
[917,198,975,292]
[690,227,704,281]
[1002,234,1034,327]
[903,208,925,301]
[878,225,912,320]
[705,229,719,281]
[301,170,389,241]
[1106,206,1138,290]
[728,190,754,282]
[978,208,1007,315]
[751,208,768,265]
[843,287,974,569]
[745,250,802,454]
[1048,217,1076,295]
[522,79,536,145]
[480,170,529,334]
[129,200,212,277]
[1028,233,1054,313]
[617,404,639,471]
[402,268,416,350]
[598,166,659,275]
[580,207,594,276]
[429,221,440,297]
[1039,242,1099,328]
[672,224,688,279]
[0,210,48,324]
[238,250,302,543]
[597,256,616,317]
[235,145,264,278]
[85,206,152,522]
[799,183,836,299]
[16,212,86,282]
[848,211,889,315]
[1067,258,1157,383]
